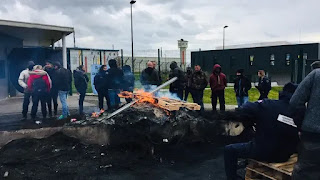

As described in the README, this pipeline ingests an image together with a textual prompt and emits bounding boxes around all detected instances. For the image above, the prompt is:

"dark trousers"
[170,88,184,100]
[22,92,32,117]
[47,90,58,116]
[98,90,110,110]
[184,88,191,101]
[31,93,47,119]
[224,142,254,180]
[258,91,269,100]
[190,89,204,111]
[292,133,320,180]
[211,90,225,111]
[108,89,121,109]
[78,89,86,114]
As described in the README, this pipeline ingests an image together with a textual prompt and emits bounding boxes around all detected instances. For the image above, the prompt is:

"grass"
[72,73,283,105]
[186,86,283,105]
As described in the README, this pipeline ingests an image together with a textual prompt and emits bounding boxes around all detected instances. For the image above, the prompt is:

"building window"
[0,60,5,79]
[249,55,254,66]
[286,54,290,66]
[270,54,275,66]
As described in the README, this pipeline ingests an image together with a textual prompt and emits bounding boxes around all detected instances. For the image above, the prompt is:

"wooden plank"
[246,167,277,180]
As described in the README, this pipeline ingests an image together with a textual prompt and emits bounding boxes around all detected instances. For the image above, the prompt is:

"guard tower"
[178,39,188,67]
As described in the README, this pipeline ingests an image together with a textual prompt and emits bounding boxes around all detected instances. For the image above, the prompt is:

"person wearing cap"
[290,61,320,179]
[44,60,58,117]
[18,61,35,120]
[73,65,89,115]
[234,69,251,107]
[53,61,72,120]
[224,83,300,180]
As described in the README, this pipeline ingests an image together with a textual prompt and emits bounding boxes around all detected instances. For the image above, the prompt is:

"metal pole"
[223,28,225,50]
[121,49,124,68]
[73,31,76,48]
[62,33,67,69]
[131,3,134,73]
[158,49,161,76]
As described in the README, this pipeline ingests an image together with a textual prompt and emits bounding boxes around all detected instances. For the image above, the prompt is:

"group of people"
[224,61,320,179]
[18,60,87,124]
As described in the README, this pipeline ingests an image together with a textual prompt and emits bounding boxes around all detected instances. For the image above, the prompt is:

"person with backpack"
[73,65,89,115]
[18,61,35,120]
[256,70,271,100]
[27,65,52,124]
[94,65,110,111]
[44,60,58,117]
[106,59,124,110]
[122,65,135,103]
[169,61,185,100]
[234,69,252,107]
[54,61,72,120]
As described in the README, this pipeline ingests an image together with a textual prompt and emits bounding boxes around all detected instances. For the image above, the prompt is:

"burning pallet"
[119,91,200,111]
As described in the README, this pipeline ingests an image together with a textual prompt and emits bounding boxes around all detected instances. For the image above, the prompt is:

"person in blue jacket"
[224,82,302,180]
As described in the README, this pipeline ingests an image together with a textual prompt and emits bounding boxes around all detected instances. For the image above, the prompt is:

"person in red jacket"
[209,64,227,111]
[27,65,52,124]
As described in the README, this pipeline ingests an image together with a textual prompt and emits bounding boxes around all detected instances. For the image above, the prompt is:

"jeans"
[22,92,32,117]
[31,93,47,119]
[108,89,120,109]
[190,89,204,111]
[224,142,255,180]
[184,88,191,101]
[98,90,110,110]
[292,133,320,180]
[58,91,69,116]
[78,89,86,114]
[211,90,225,111]
[47,90,58,116]
[236,96,249,107]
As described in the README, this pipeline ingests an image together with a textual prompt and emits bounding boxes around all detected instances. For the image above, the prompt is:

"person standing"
[54,61,72,120]
[209,64,227,111]
[256,70,271,100]
[290,61,320,179]
[234,69,252,107]
[27,65,52,124]
[140,61,160,91]
[151,60,162,85]
[169,61,185,100]
[44,60,58,117]
[122,65,135,103]
[107,59,124,110]
[190,65,207,111]
[94,65,110,111]
[184,67,193,101]
[18,61,35,120]
[73,65,89,115]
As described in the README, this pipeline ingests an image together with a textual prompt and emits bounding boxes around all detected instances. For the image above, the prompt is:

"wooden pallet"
[245,154,297,180]
[156,98,201,111]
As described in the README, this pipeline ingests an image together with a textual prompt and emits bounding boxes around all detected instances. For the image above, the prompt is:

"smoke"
[139,84,182,101]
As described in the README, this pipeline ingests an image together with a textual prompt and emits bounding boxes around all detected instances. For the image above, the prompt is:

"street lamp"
[130,0,136,73]
[223,25,228,50]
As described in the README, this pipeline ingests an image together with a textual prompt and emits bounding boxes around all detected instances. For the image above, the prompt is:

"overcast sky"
[0,0,319,51]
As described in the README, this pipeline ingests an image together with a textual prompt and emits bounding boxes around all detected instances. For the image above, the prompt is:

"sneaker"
[35,120,42,124]
[57,115,65,120]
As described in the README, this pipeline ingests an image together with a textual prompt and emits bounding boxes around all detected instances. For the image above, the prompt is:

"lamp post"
[223,25,228,50]
[130,0,136,73]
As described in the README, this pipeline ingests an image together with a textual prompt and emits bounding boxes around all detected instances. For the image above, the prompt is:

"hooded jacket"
[238,91,299,162]
[209,64,227,92]
[140,67,160,86]
[234,75,252,97]
[73,69,89,92]
[44,67,57,91]
[27,70,52,93]
[55,66,72,91]
[106,59,124,90]
[169,62,185,89]
[94,70,108,92]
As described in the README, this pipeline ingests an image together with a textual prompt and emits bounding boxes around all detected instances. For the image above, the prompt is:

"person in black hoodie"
[224,83,300,180]
[73,65,89,115]
[54,61,72,120]
[169,61,185,100]
[184,67,193,101]
[44,60,58,117]
[94,65,110,111]
[106,59,124,110]
[122,65,135,103]
[140,61,160,91]
[234,69,252,107]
